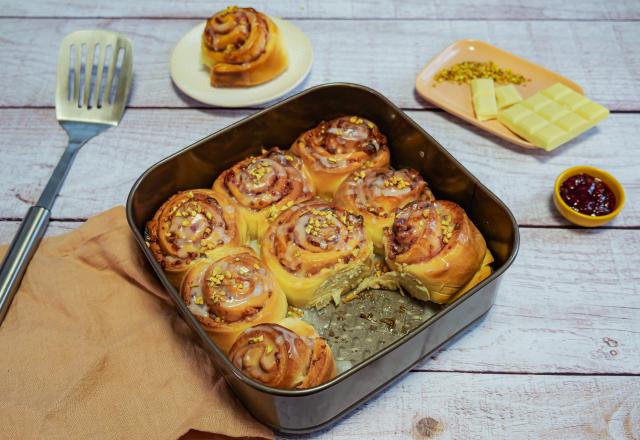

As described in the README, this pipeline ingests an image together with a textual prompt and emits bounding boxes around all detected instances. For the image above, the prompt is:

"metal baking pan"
[126,83,519,434]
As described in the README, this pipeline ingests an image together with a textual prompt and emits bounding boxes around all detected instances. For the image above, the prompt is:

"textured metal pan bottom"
[304,289,440,372]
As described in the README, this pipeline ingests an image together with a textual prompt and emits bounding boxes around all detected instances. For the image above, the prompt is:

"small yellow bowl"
[553,166,625,227]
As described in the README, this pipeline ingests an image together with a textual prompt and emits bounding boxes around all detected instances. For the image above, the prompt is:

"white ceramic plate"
[170,18,313,107]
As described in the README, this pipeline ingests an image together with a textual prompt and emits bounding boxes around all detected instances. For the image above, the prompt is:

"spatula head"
[55,30,133,126]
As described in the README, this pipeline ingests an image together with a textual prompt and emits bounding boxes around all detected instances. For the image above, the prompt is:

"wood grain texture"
[286,373,640,440]
[0,221,76,240]
[416,227,640,374]
[0,224,637,375]
[1,2,639,437]
[0,19,639,110]
[1,0,639,20]
[0,109,636,226]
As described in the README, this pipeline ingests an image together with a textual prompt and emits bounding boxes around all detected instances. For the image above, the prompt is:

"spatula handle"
[0,206,51,324]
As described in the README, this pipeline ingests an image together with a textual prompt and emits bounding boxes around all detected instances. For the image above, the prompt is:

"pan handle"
[0,206,51,325]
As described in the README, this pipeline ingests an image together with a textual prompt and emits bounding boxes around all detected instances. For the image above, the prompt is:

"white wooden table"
[1,1,638,438]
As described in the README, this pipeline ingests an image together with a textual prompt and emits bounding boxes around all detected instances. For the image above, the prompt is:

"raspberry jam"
[559,173,616,216]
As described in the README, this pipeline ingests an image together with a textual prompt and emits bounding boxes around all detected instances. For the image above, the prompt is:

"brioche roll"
[181,246,287,353]
[201,6,288,87]
[291,116,390,197]
[334,167,434,252]
[261,199,374,308]
[228,319,336,389]
[146,189,246,287]
[212,147,315,240]
[383,200,490,304]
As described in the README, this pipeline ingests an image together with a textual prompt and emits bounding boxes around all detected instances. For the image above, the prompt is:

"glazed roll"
[291,116,391,197]
[146,189,247,287]
[383,200,491,304]
[201,6,288,87]
[212,147,315,240]
[181,246,287,353]
[334,167,435,252]
[261,199,374,308]
[228,318,336,389]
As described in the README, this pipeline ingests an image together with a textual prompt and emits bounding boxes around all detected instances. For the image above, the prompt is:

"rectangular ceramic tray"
[126,83,519,434]
[415,40,584,149]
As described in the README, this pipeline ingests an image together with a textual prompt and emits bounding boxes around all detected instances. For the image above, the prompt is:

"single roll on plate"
[334,167,434,253]
[201,6,288,87]
[383,200,492,304]
[291,116,390,197]
[212,147,315,240]
[228,318,336,389]
[180,246,287,353]
[261,199,374,308]
[146,189,247,287]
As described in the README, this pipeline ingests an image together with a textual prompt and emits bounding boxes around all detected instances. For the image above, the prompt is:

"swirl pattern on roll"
[261,199,374,307]
[212,147,315,239]
[334,167,434,251]
[146,189,245,285]
[181,246,287,352]
[291,116,390,196]
[201,6,288,86]
[228,320,336,389]
[383,199,488,304]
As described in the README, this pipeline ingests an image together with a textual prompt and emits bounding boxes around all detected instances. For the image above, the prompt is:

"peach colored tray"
[415,40,583,149]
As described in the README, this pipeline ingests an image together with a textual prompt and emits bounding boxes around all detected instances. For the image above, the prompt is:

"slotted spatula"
[0,30,133,324]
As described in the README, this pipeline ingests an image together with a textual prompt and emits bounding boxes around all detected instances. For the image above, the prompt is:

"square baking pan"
[126,83,519,434]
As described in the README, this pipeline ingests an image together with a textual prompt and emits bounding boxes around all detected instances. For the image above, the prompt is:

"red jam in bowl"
[559,173,616,216]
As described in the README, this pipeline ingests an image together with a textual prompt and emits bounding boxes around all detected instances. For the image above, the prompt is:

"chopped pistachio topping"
[434,60,530,85]
[208,272,225,286]
[305,215,329,236]
[384,175,409,189]
[248,335,264,344]
[209,290,225,304]
[249,161,271,181]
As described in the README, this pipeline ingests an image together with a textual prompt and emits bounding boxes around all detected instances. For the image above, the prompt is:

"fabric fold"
[0,206,272,440]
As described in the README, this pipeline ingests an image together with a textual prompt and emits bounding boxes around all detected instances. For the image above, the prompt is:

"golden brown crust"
[201,6,288,87]
[334,167,434,252]
[383,200,488,304]
[211,147,315,239]
[261,199,374,307]
[291,116,390,197]
[228,320,336,389]
[180,246,287,353]
[145,189,246,287]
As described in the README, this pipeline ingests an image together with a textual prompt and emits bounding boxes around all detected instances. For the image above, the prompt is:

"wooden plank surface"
[2,0,639,20]
[1,222,637,375]
[288,373,640,440]
[1,2,639,438]
[1,19,639,110]
[0,109,637,226]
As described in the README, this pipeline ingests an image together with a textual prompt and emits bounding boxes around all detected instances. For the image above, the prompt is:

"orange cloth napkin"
[0,207,273,440]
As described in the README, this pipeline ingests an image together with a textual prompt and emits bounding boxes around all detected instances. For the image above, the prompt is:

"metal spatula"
[0,30,133,324]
